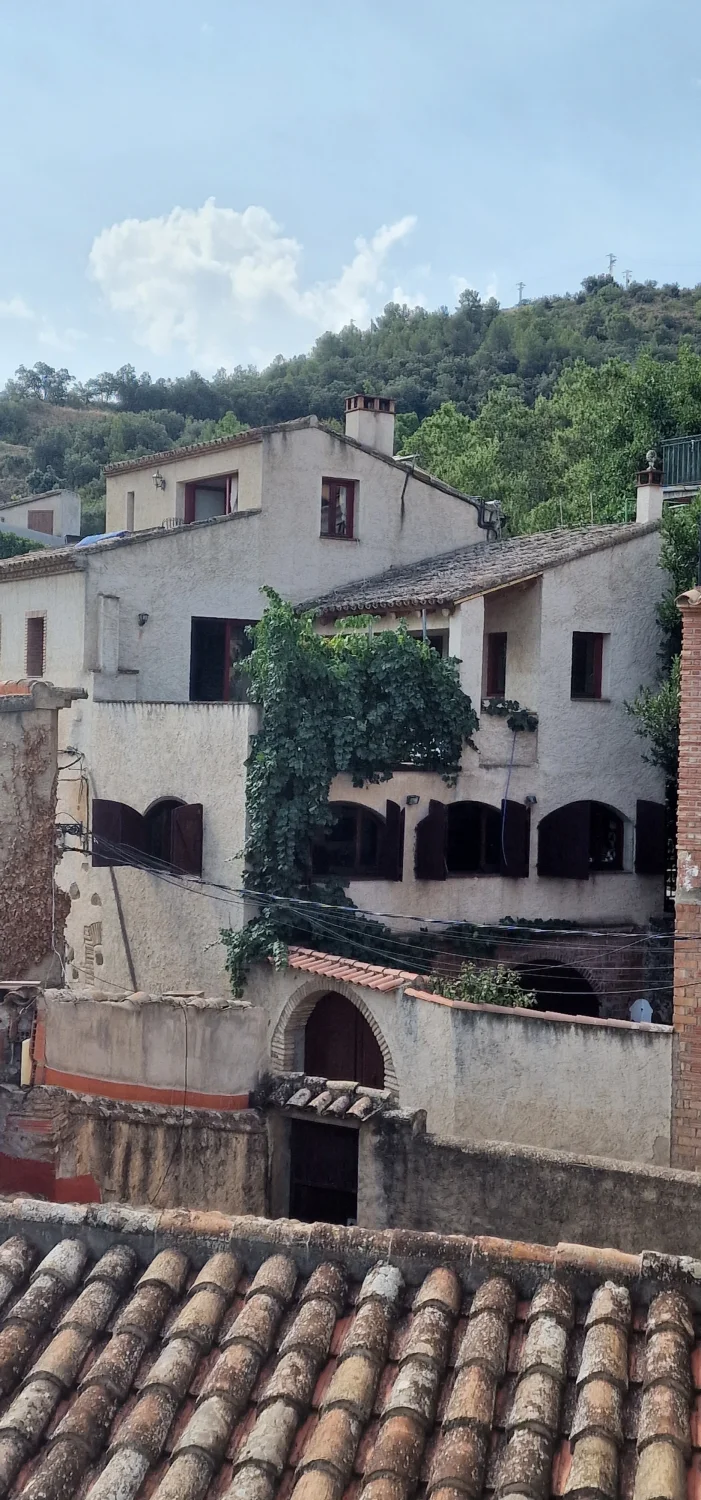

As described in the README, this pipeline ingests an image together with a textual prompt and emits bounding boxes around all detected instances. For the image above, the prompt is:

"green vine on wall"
[220,592,479,995]
[482,697,539,733]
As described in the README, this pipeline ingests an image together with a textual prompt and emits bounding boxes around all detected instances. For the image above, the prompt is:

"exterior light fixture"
[138,612,150,627]
[406,794,420,806]
[152,469,166,490]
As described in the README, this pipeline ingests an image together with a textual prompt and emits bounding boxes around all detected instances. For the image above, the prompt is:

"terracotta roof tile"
[2,1208,701,1500]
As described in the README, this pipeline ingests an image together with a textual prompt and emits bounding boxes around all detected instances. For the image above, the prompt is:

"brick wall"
[672,594,701,1168]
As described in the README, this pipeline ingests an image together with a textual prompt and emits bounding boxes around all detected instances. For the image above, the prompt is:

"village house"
[0,399,669,1017]
[0,486,81,548]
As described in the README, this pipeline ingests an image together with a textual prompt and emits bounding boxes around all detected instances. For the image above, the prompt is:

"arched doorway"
[515,963,600,1017]
[304,992,385,1087]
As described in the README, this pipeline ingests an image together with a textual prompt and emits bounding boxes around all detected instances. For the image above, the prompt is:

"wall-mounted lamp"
[406,794,421,806]
[138,612,150,627]
[152,469,166,491]
[525,794,537,806]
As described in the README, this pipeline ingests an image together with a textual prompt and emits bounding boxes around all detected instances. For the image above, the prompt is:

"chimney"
[344,394,396,456]
[636,448,664,523]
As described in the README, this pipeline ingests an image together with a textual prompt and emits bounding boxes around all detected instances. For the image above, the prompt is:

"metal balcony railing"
[662,435,701,488]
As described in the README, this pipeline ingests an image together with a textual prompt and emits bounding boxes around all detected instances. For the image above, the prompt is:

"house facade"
[0,402,492,995]
[0,487,81,547]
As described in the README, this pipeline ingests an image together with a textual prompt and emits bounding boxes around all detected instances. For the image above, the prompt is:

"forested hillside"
[4,272,701,535]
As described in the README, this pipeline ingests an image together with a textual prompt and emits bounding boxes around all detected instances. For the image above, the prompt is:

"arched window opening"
[92,796,203,875]
[312,801,404,881]
[415,799,530,879]
[304,992,385,1088]
[537,801,625,879]
[515,962,600,1018]
[447,801,501,875]
[144,798,184,865]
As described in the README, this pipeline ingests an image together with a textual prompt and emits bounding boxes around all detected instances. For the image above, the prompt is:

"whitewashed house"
[0,397,668,1010]
[0,487,81,547]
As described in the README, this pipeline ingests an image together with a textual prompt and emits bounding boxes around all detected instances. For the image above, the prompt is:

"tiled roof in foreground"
[305,522,660,617]
[0,1199,698,1500]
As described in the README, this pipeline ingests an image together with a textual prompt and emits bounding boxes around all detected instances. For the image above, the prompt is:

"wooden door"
[304,993,384,1088]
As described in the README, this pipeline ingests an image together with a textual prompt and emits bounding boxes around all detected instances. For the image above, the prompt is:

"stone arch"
[270,978,398,1097]
[495,940,603,1014]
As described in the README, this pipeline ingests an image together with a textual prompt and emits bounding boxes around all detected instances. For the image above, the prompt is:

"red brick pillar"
[672,590,701,1168]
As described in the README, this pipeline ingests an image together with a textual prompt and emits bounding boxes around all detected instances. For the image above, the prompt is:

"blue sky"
[1,0,699,382]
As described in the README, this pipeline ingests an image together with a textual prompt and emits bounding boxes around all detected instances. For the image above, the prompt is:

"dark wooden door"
[304,992,384,1088]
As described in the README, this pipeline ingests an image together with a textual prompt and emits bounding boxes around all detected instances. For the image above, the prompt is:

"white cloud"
[88,200,417,364]
[0,297,35,321]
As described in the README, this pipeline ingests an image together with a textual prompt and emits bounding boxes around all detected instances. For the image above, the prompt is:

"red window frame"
[184,475,235,525]
[25,614,45,677]
[485,632,507,696]
[321,478,355,539]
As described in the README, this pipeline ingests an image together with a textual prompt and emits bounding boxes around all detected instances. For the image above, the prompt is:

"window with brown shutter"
[25,615,45,677]
[415,800,448,880]
[538,800,624,878]
[311,802,394,880]
[500,800,530,877]
[92,796,203,875]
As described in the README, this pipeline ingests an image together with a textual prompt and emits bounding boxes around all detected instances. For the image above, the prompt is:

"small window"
[184,475,236,524]
[92,797,203,875]
[189,617,255,702]
[26,615,45,677]
[415,799,530,880]
[446,801,502,875]
[571,632,605,699]
[409,629,448,658]
[538,800,624,878]
[486,632,507,696]
[312,800,404,881]
[321,479,355,539]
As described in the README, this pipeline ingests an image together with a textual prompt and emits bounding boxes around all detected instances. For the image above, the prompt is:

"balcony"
[662,436,701,501]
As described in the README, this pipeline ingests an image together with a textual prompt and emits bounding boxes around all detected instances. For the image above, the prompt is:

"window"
[189,618,255,702]
[571,632,605,699]
[27,510,54,535]
[415,799,530,880]
[92,797,203,875]
[485,632,507,696]
[321,478,355,539]
[25,615,45,677]
[537,800,624,879]
[184,474,237,524]
[409,630,449,658]
[312,801,404,881]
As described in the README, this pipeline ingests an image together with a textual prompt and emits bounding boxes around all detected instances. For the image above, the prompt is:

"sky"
[1,0,700,384]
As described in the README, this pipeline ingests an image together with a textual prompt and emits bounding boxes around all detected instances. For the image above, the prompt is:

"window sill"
[570,695,610,703]
[319,535,359,543]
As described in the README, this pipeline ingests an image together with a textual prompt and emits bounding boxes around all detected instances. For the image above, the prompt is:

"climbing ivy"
[220,592,479,994]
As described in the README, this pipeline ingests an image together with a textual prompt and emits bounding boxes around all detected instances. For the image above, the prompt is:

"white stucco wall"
[249,965,673,1165]
[57,700,254,996]
[39,989,267,1099]
[0,568,86,691]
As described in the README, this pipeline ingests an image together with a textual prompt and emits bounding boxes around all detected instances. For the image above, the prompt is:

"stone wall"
[672,589,701,1168]
[0,681,84,980]
[358,1113,701,1256]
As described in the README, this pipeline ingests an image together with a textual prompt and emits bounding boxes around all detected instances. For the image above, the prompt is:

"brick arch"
[270,978,398,1097]
[498,941,603,1011]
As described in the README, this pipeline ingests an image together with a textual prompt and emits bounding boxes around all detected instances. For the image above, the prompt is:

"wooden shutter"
[183,483,196,524]
[500,800,530,878]
[635,800,666,875]
[92,799,147,867]
[537,801,590,879]
[414,800,447,880]
[171,803,203,875]
[27,510,54,535]
[379,800,405,881]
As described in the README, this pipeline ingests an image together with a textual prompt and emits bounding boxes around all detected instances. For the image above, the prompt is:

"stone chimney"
[636,449,664,523]
[344,395,396,456]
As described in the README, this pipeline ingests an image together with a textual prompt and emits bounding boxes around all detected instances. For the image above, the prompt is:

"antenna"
[607,253,617,277]
[624,269,632,289]
[517,281,525,305]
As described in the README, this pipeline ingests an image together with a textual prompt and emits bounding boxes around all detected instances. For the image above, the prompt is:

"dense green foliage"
[0,532,43,559]
[220,593,479,995]
[401,347,701,533]
[420,960,536,1009]
[6,274,701,534]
